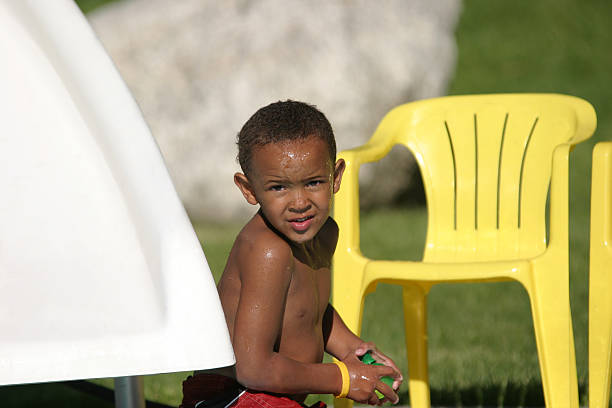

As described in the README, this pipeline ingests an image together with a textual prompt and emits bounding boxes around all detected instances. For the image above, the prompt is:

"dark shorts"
[180,374,327,408]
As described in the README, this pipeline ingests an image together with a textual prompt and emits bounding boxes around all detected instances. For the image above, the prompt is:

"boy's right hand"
[342,354,399,406]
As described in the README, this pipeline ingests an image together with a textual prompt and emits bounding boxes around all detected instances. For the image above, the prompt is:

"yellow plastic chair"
[589,142,612,408]
[332,94,596,408]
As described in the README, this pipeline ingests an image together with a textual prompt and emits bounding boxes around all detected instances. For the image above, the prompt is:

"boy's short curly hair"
[237,100,336,175]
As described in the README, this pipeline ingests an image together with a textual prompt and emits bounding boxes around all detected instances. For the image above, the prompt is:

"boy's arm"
[232,238,341,396]
[320,220,365,359]
[232,238,398,405]
[322,304,363,360]
[322,219,402,390]
[323,304,404,391]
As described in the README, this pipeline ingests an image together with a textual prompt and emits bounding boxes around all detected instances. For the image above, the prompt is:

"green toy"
[359,352,394,399]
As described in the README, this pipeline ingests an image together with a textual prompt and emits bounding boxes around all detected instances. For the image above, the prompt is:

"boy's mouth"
[289,215,314,232]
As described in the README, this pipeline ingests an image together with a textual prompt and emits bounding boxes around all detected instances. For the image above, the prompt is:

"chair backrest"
[369,94,595,262]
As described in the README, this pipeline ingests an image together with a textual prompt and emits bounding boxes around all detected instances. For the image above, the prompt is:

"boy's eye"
[269,185,285,192]
[306,180,324,187]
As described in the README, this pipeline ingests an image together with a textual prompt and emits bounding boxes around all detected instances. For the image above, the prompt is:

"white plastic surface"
[0,0,234,385]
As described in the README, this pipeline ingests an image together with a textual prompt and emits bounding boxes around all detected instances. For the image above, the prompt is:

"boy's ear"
[332,158,345,194]
[234,172,259,205]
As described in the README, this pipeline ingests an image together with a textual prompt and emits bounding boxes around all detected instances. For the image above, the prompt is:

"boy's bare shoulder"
[231,214,295,278]
[318,216,340,255]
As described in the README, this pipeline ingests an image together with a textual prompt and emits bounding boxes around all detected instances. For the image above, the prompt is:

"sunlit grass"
[74,0,122,14]
[3,0,610,406]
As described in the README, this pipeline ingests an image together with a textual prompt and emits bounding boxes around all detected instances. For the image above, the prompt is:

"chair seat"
[364,258,531,286]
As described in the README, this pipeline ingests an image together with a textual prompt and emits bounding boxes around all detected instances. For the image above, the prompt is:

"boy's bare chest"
[284,262,330,327]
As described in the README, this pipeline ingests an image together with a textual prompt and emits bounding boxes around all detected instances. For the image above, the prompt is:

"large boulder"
[88,0,461,221]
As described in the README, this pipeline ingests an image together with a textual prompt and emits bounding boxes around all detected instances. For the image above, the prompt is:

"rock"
[87,0,461,221]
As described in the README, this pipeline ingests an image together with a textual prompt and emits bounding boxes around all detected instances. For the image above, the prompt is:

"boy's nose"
[288,189,310,212]
[289,204,312,213]
[289,190,311,213]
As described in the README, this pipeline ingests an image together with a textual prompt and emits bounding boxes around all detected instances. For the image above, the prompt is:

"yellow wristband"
[334,361,350,398]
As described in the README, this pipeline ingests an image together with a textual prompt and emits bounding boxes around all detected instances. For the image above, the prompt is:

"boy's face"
[234,136,345,244]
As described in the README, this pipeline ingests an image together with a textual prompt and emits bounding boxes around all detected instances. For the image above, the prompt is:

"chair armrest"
[566,95,597,145]
[547,144,571,256]
[591,142,612,252]
[334,149,363,254]
[335,107,410,253]
[338,103,415,166]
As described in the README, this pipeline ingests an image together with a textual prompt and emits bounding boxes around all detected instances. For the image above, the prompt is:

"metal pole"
[114,376,145,408]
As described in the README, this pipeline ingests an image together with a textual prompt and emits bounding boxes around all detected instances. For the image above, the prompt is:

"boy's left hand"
[351,342,404,394]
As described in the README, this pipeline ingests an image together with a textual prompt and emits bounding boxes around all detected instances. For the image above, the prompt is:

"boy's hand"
[353,342,403,392]
[343,352,399,406]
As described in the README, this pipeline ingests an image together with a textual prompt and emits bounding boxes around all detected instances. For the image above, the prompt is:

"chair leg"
[589,270,612,408]
[332,282,365,408]
[402,284,431,408]
[527,275,578,408]
[332,395,352,408]
[569,315,579,407]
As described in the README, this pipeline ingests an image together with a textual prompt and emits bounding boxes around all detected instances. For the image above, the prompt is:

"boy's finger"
[378,360,403,388]
[373,365,402,393]
[376,381,399,405]
[371,351,402,375]
[376,364,396,378]
[379,355,401,373]
[367,393,380,406]
[355,342,375,356]
[389,369,403,389]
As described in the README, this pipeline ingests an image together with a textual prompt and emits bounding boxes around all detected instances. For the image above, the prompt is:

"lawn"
[193,1,611,407]
[2,0,611,406]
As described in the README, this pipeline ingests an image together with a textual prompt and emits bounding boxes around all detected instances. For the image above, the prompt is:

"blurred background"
[1,0,610,406]
[84,0,461,222]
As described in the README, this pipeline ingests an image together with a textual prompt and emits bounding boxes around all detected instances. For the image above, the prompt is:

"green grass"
[3,0,611,406]
[443,2,610,404]
[74,0,123,14]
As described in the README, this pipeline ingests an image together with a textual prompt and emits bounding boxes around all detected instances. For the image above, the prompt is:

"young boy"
[181,101,402,408]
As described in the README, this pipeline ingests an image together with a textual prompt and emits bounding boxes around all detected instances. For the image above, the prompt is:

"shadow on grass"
[0,381,173,408]
[398,379,588,407]
[1,378,600,408]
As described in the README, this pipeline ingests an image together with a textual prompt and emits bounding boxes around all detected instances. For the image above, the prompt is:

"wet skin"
[218,136,402,405]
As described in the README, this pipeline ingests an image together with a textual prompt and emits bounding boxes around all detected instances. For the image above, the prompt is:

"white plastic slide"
[0,0,234,387]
